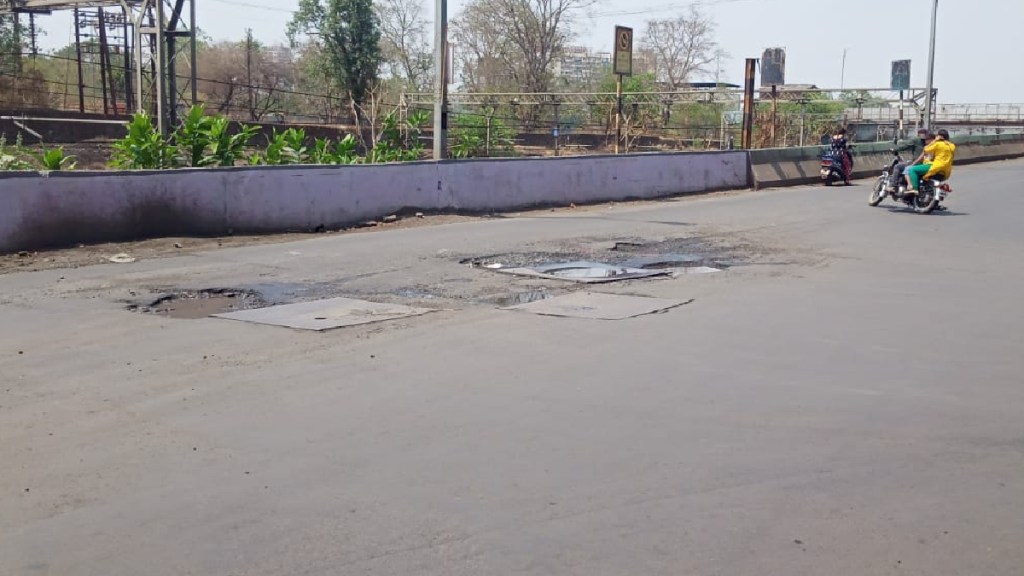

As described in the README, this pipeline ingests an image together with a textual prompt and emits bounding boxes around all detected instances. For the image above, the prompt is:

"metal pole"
[155,0,167,134]
[123,5,133,112]
[432,0,448,160]
[29,12,37,56]
[189,0,197,105]
[73,8,85,113]
[615,74,623,154]
[553,101,560,157]
[770,84,778,147]
[719,111,725,150]
[133,4,146,116]
[799,101,806,147]
[741,58,755,149]
[924,0,938,131]
[898,89,904,136]
[98,8,112,115]
[840,48,847,91]
[485,113,492,157]
[246,28,254,120]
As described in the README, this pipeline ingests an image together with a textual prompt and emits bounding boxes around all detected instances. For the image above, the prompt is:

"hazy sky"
[33,0,1021,103]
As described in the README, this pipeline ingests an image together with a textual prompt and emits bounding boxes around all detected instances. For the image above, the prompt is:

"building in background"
[553,47,611,87]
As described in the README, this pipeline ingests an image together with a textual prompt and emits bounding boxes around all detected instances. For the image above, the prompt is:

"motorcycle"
[820,145,853,186]
[869,146,952,214]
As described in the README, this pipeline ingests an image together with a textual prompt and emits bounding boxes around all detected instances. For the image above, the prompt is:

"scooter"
[820,146,853,186]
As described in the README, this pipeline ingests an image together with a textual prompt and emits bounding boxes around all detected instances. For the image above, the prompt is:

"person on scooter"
[890,128,932,190]
[905,129,956,194]
[830,128,854,184]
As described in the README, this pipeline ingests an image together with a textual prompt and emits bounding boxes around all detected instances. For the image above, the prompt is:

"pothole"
[459,236,742,274]
[486,290,555,307]
[128,289,266,319]
[460,251,585,269]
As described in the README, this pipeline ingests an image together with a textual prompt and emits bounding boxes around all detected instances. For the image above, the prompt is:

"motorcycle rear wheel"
[913,184,939,214]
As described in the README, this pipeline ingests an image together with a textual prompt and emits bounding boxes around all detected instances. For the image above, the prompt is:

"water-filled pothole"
[128,289,265,319]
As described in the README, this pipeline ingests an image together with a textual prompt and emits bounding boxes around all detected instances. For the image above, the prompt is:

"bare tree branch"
[641,6,722,89]
[451,0,592,94]
[377,0,432,91]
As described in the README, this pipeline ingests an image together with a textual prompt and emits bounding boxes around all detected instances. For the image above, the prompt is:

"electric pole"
[924,0,939,131]
[433,0,448,160]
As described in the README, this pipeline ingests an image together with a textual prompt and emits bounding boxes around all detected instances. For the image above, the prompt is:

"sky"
[32,0,1023,103]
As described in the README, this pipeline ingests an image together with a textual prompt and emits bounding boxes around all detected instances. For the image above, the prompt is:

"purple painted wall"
[0,151,749,252]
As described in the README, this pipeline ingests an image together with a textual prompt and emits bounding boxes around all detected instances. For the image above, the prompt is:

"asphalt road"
[3,160,1023,576]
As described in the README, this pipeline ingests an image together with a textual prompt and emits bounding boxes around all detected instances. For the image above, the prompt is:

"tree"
[377,0,432,91]
[196,36,297,121]
[452,0,593,94]
[450,2,520,92]
[288,0,382,113]
[0,13,24,74]
[642,7,721,89]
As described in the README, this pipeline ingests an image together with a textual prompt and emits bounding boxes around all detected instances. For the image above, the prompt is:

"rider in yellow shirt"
[906,129,956,194]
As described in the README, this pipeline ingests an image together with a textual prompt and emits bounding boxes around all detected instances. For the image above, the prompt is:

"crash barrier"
[0,151,748,252]
[749,133,1024,189]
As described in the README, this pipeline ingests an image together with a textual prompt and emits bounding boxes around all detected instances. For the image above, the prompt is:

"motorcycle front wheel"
[869,177,885,206]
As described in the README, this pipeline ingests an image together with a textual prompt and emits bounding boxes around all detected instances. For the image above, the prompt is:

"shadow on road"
[882,206,969,217]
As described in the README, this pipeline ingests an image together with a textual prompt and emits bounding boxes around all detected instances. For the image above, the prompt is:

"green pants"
[907,163,933,190]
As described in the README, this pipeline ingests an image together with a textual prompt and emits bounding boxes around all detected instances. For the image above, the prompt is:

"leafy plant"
[450,115,516,159]
[282,128,309,162]
[261,127,309,165]
[308,134,359,165]
[111,113,177,170]
[204,117,260,167]
[172,105,260,167]
[174,105,217,167]
[35,146,77,171]
[331,134,359,164]
[368,111,425,163]
[0,134,32,170]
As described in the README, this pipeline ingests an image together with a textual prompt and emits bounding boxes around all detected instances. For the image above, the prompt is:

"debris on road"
[108,253,136,264]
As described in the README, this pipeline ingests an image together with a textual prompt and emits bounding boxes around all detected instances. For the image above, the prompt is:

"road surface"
[3,160,1024,575]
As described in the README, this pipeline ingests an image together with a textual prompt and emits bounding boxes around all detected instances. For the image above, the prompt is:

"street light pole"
[924,0,939,131]
[840,48,848,91]
[433,0,448,159]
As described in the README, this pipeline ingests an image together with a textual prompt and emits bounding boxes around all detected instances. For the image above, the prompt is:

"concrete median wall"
[0,151,748,252]
[749,134,1024,189]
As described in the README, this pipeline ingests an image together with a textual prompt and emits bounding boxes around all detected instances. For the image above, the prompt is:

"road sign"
[761,48,786,87]
[614,26,633,76]
[891,60,911,91]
